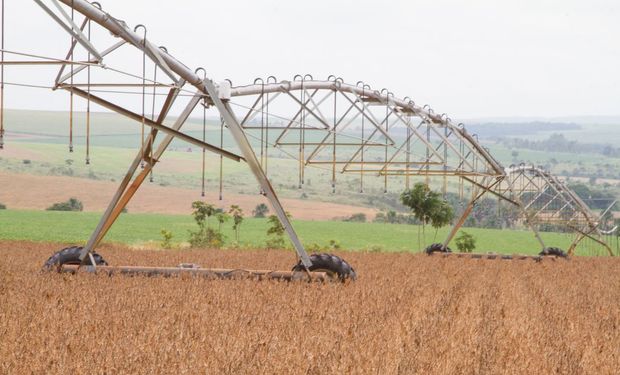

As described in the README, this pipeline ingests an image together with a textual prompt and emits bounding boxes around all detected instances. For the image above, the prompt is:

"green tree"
[253,203,269,218]
[266,213,291,249]
[401,183,454,248]
[191,201,217,229]
[46,198,83,212]
[215,212,230,232]
[189,201,224,248]
[430,200,454,241]
[160,229,173,249]
[400,183,433,248]
[455,231,476,253]
[229,205,244,242]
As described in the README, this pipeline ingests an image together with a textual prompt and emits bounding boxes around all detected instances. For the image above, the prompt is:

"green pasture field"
[0,209,579,255]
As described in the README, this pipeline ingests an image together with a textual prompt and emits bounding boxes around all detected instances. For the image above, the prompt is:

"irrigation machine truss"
[0,0,616,282]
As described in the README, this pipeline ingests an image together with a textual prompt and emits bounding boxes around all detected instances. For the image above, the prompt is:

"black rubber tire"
[424,243,452,255]
[42,246,108,271]
[292,253,356,282]
[539,247,568,258]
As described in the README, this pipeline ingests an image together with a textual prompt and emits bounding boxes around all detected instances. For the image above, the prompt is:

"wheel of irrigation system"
[539,247,568,258]
[424,243,452,255]
[292,253,357,282]
[42,246,108,271]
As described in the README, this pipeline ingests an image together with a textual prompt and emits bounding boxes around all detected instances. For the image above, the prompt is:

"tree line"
[499,133,620,158]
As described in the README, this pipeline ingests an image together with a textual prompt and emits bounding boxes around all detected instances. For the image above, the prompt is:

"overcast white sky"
[2,0,619,119]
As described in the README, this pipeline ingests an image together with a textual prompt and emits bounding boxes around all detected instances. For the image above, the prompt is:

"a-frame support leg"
[442,177,494,248]
[568,230,614,256]
[79,150,143,262]
[521,213,547,250]
[78,80,312,269]
[202,79,312,268]
[79,91,202,262]
[504,175,547,251]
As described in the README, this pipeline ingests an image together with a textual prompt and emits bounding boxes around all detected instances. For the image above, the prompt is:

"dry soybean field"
[1,240,620,374]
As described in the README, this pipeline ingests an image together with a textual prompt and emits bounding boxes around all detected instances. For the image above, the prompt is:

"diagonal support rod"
[61,85,243,162]
[33,0,102,60]
[79,91,203,260]
[203,79,312,268]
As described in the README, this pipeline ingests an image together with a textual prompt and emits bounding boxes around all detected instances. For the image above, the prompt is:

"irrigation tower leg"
[526,216,547,250]
[90,93,203,247]
[202,79,312,268]
[442,177,494,248]
[78,91,202,262]
[568,230,614,256]
[79,150,143,262]
[568,232,586,256]
[442,197,476,249]
[504,189,547,251]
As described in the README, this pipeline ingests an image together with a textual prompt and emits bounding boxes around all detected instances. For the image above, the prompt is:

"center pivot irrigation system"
[0,1,616,281]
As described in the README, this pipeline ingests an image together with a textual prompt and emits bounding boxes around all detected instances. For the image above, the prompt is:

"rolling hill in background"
[1,109,620,219]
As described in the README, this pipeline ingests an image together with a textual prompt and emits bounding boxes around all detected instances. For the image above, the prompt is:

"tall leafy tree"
[401,183,454,248]
[401,183,432,248]
[266,212,292,249]
[430,200,453,241]
[229,205,244,242]
[189,201,223,248]
[215,212,230,232]
[191,201,217,229]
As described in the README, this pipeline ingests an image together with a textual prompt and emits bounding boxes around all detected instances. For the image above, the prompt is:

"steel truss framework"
[0,0,614,261]
[494,165,614,255]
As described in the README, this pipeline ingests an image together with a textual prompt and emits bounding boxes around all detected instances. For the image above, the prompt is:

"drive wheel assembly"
[292,253,357,282]
[42,246,108,271]
[424,243,452,255]
[539,247,568,258]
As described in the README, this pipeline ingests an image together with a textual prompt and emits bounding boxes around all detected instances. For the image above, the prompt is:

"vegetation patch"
[46,198,83,212]
[0,209,594,255]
